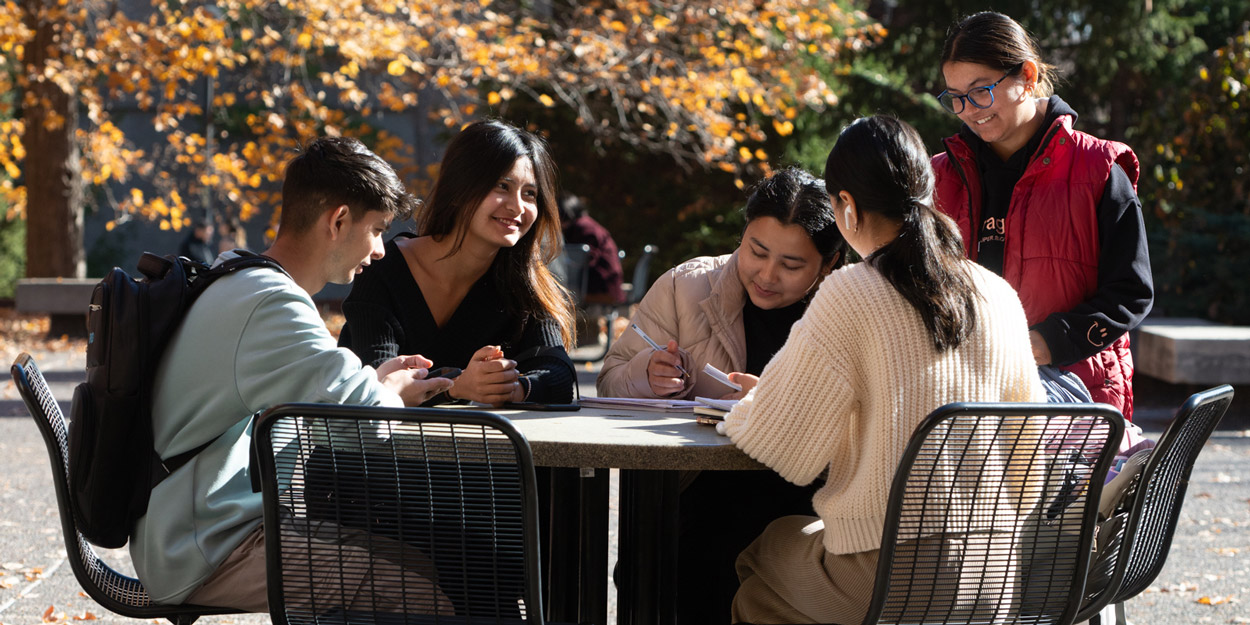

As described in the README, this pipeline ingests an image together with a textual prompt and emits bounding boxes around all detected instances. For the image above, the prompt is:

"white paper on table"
[701,362,742,391]
[694,396,738,412]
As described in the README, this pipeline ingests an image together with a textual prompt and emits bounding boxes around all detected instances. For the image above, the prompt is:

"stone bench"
[15,278,97,337]
[14,274,344,338]
[1134,318,1250,385]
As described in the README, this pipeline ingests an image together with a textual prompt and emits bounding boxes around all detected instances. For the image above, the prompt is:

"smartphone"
[502,402,582,411]
[426,366,462,380]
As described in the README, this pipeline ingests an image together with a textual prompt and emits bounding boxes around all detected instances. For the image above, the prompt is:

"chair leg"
[1082,602,1116,625]
[1114,601,1127,625]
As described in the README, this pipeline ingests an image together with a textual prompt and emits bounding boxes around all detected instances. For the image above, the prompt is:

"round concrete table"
[498,406,764,471]
[494,405,765,625]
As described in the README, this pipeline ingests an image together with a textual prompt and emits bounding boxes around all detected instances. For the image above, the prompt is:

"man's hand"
[448,345,523,406]
[377,355,455,406]
[376,354,432,379]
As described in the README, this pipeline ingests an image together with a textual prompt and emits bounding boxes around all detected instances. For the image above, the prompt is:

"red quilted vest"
[931,115,1141,419]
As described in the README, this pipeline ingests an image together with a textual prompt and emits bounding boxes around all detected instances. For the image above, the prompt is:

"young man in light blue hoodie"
[131,137,456,612]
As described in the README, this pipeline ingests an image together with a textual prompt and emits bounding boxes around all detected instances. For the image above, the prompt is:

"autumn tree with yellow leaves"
[0,0,877,279]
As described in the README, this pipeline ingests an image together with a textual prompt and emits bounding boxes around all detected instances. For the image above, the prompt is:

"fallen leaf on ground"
[71,611,97,620]
[1196,595,1237,605]
[1154,582,1200,593]
[41,605,64,623]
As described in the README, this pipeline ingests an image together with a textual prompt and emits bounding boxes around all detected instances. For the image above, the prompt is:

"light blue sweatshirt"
[131,251,402,604]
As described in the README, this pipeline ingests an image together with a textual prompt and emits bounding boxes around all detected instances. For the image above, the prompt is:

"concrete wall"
[1135,318,1250,385]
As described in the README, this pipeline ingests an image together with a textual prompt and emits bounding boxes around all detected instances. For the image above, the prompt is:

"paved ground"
[1,342,1247,625]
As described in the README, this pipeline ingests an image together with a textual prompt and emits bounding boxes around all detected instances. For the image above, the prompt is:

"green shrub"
[0,217,24,299]
[1141,31,1250,323]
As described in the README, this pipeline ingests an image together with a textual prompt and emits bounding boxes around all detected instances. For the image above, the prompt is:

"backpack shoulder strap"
[210,251,287,278]
[150,440,215,489]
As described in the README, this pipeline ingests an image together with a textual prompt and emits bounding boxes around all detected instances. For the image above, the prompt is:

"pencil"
[630,322,689,377]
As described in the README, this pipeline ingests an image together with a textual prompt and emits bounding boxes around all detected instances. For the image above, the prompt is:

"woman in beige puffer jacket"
[597,169,846,401]
[594,167,847,623]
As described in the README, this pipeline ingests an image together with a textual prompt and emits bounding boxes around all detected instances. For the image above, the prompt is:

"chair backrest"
[1079,384,1234,616]
[862,402,1124,625]
[625,244,656,305]
[253,403,544,625]
[555,243,592,305]
[9,353,238,625]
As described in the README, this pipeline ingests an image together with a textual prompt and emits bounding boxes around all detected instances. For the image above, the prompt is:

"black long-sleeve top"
[339,234,576,404]
[962,96,1153,366]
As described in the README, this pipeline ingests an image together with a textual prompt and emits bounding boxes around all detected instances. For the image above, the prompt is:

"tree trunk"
[21,0,84,279]
[1106,64,1135,144]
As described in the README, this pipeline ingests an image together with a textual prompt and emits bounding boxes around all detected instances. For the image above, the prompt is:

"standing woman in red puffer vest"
[930,11,1153,420]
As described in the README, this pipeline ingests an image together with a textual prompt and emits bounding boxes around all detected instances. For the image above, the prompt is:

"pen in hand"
[630,322,689,377]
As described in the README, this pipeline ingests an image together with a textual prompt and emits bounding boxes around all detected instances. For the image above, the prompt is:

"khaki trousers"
[186,515,452,615]
[733,515,1014,625]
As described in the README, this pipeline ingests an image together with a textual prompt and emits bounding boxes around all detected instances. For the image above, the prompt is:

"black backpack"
[69,251,283,548]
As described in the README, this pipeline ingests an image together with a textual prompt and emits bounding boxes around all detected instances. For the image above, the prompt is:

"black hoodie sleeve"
[511,316,577,403]
[1032,164,1154,366]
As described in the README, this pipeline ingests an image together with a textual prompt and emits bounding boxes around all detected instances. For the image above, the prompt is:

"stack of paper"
[579,397,701,413]
[693,396,738,420]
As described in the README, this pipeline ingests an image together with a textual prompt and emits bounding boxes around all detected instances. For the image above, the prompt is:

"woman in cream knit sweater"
[723,115,1045,624]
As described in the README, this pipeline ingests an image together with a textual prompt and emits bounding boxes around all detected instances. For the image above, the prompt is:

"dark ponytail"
[823,115,979,351]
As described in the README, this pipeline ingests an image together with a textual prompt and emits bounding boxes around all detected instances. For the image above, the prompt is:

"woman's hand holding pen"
[646,340,688,397]
[449,345,522,406]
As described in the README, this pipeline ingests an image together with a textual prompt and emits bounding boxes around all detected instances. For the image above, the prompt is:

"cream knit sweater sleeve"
[722,284,858,487]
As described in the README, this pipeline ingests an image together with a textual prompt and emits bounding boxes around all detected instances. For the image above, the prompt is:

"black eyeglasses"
[936,63,1024,114]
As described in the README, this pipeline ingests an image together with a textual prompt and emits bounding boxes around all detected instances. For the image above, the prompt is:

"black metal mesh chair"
[861,402,1124,625]
[1075,384,1234,625]
[620,244,657,307]
[10,353,240,625]
[554,243,592,304]
[252,403,545,625]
